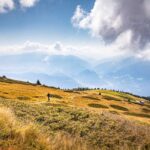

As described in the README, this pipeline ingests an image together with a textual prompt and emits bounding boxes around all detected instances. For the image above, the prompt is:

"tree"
[2,75,6,78]
[36,80,41,85]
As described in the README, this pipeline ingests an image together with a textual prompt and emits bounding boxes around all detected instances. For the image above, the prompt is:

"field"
[0,77,150,150]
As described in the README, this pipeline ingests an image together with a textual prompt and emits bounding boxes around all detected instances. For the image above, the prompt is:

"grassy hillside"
[0,77,150,150]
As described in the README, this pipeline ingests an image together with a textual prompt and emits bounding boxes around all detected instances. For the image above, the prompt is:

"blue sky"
[0,0,95,45]
[0,0,150,96]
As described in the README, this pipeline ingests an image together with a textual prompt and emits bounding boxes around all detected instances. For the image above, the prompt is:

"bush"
[124,112,150,118]
[88,103,109,109]
[142,108,150,113]
[17,96,31,100]
[51,94,62,99]
[103,95,121,101]
[110,104,128,111]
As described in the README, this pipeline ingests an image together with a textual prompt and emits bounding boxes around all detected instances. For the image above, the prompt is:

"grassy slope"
[0,77,150,149]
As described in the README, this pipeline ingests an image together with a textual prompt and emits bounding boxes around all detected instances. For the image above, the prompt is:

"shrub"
[124,112,150,118]
[103,95,121,101]
[17,96,30,100]
[51,94,62,99]
[110,104,128,111]
[88,103,109,109]
[142,108,150,113]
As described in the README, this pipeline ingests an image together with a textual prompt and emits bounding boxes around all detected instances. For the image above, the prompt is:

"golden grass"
[0,107,88,150]
[0,78,150,125]
[0,98,150,150]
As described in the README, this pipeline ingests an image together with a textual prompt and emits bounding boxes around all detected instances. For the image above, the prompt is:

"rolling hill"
[0,76,150,150]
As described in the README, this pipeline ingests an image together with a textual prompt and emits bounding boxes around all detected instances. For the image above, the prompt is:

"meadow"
[0,77,150,150]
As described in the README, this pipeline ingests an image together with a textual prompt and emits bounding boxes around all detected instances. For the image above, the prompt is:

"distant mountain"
[0,52,150,96]
[95,58,150,96]
[75,69,106,88]
[45,55,91,75]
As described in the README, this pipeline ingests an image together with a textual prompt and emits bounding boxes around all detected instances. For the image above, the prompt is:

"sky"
[0,0,94,45]
[0,0,150,96]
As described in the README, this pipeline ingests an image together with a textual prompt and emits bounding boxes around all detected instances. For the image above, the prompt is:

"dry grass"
[0,107,88,150]
[0,78,150,149]
[82,96,100,101]
[0,98,150,150]
[0,79,150,125]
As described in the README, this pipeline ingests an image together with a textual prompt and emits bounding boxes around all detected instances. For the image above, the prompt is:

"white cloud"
[0,41,128,62]
[0,40,150,62]
[72,0,150,49]
[19,0,39,8]
[0,0,39,13]
[0,0,14,13]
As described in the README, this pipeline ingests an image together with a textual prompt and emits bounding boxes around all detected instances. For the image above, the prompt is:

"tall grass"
[0,107,88,150]
[0,98,150,150]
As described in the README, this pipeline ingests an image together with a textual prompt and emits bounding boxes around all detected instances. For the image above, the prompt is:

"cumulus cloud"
[0,0,14,13]
[19,0,39,8]
[0,0,39,13]
[72,0,150,49]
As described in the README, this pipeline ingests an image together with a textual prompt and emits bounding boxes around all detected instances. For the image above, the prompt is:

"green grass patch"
[17,96,31,100]
[0,96,8,99]
[33,96,45,99]
[142,108,150,113]
[51,94,62,99]
[88,103,108,109]
[124,112,150,118]
[110,105,128,111]
[102,95,121,101]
